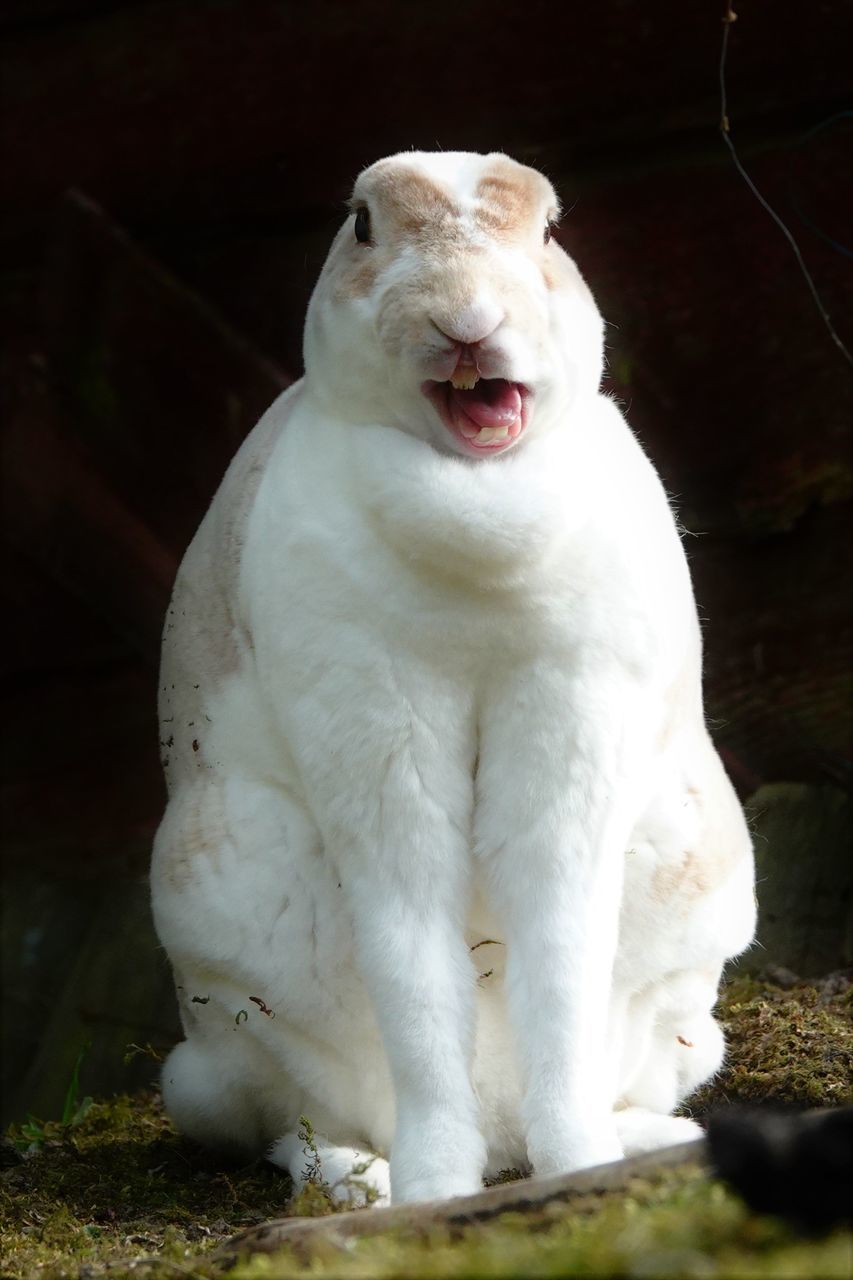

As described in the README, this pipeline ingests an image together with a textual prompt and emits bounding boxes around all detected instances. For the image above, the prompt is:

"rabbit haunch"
[151,150,756,1208]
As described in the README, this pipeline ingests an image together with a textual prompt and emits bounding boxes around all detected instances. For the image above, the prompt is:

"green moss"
[1,1092,295,1279]
[688,974,852,1114]
[3,977,851,1278]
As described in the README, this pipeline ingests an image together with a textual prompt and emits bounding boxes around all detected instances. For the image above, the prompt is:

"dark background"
[1,0,851,1125]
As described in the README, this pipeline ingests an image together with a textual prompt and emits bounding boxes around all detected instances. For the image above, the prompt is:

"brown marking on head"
[367,165,461,236]
[334,164,466,301]
[475,157,556,234]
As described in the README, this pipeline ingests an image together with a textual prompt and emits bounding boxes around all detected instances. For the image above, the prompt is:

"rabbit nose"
[431,299,504,348]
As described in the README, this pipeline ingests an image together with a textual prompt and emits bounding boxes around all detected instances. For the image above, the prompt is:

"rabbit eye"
[354,207,372,244]
[544,221,553,245]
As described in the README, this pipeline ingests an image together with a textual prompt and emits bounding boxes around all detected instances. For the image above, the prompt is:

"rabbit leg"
[475,667,647,1177]
[152,776,394,1160]
[621,969,725,1115]
[337,820,485,1204]
[615,1108,703,1155]
[611,967,723,1153]
[270,1133,391,1207]
[289,681,486,1204]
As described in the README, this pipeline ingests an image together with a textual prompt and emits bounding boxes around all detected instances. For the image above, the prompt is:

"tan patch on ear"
[476,157,553,233]
[374,167,461,234]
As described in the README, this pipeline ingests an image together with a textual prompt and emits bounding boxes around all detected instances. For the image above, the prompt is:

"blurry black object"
[0,1138,24,1168]
[707,1106,853,1232]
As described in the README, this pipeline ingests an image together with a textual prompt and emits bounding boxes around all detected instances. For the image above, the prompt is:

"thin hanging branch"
[718,4,852,368]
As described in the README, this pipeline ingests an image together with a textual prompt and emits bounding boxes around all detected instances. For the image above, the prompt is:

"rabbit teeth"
[473,425,509,444]
[450,369,480,391]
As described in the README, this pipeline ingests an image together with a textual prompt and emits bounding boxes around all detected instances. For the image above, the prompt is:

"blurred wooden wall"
[1,0,851,1123]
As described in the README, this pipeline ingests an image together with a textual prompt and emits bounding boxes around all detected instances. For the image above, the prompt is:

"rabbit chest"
[198,398,688,887]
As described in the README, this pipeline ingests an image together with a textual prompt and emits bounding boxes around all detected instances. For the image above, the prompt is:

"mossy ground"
[2,975,850,1280]
[685,971,852,1115]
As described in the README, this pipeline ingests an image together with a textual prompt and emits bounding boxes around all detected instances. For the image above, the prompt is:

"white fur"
[151,151,755,1205]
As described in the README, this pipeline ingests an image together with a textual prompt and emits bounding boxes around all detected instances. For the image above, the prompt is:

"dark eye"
[544,221,553,245]
[354,207,371,244]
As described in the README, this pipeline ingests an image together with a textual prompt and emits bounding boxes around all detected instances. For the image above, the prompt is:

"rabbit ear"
[475,156,559,233]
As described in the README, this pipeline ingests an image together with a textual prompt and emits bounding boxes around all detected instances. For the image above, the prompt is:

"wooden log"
[220,1141,706,1264]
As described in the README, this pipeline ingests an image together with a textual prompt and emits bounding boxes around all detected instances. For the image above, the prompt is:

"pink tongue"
[451,380,522,430]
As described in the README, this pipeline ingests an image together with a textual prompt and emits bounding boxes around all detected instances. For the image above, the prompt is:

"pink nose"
[431,300,504,348]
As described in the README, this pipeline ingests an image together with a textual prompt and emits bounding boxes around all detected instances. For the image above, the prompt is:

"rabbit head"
[304,151,604,459]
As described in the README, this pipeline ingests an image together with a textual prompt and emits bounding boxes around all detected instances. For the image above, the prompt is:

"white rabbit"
[150,151,756,1207]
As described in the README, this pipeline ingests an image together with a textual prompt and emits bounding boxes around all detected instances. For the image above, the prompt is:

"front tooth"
[490,425,509,440]
[450,369,479,390]
[474,426,496,443]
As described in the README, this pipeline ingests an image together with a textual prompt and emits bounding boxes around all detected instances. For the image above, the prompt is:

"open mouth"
[423,374,530,455]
